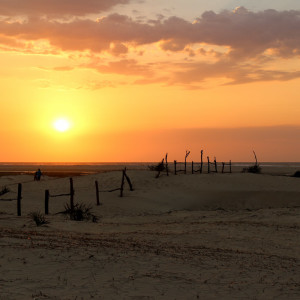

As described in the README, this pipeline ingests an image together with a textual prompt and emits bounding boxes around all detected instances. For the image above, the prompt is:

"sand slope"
[0,170,300,299]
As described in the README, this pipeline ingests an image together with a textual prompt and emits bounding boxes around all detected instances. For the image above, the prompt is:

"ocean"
[0,162,299,177]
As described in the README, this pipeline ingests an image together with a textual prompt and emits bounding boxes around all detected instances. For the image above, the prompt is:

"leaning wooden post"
[214,157,218,173]
[230,160,232,173]
[165,153,169,176]
[95,181,100,206]
[192,161,194,174]
[174,160,177,175]
[200,150,203,174]
[69,178,74,212]
[45,190,49,215]
[207,156,210,173]
[184,150,190,174]
[124,169,134,191]
[17,183,22,216]
[222,163,225,173]
[120,169,125,197]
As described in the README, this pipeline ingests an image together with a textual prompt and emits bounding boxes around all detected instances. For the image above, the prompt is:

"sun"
[53,119,71,132]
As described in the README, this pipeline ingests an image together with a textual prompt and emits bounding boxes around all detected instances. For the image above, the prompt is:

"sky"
[0,0,299,162]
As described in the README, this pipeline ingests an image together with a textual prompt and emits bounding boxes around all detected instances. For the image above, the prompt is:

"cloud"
[1,7,300,87]
[1,8,300,58]
[83,59,154,77]
[0,0,130,17]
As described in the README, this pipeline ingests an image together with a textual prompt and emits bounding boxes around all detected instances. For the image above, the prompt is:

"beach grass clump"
[63,202,98,222]
[242,150,261,174]
[0,186,10,196]
[243,164,262,174]
[29,211,49,226]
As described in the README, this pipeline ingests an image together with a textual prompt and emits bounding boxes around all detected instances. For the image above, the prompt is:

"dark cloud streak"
[0,0,130,17]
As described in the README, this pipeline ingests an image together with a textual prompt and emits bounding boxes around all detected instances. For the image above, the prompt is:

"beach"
[0,165,300,299]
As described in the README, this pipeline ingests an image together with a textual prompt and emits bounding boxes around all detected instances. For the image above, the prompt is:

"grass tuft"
[29,211,49,226]
[63,202,98,222]
[0,186,10,196]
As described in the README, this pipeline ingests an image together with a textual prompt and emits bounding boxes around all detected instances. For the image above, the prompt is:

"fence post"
[70,178,74,212]
[214,158,218,173]
[120,170,125,197]
[174,160,177,175]
[200,150,203,174]
[45,190,49,215]
[165,153,169,176]
[17,183,22,216]
[230,160,232,173]
[124,169,134,191]
[95,181,100,206]
[222,163,225,173]
[207,157,210,173]
[192,161,194,174]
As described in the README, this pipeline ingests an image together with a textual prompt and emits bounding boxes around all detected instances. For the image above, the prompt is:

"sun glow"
[53,119,71,132]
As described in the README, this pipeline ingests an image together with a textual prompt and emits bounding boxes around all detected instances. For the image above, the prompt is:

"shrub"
[292,171,300,177]
[242,165,262,174]
[29,211,49,226]
[63,202,98,222]
[0,186,9,196]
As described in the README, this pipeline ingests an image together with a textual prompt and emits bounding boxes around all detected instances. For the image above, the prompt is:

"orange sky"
[0,1,299,162]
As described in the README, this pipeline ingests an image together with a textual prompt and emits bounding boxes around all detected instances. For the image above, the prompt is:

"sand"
[0,168,300,299]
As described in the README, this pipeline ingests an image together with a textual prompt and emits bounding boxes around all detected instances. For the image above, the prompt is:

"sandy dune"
[0,169,300,299]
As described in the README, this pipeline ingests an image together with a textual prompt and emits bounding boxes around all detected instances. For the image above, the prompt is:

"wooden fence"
[151,150,232,176]
[0,169,133,217]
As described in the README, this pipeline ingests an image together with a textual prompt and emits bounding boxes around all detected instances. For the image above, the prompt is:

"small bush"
[29,211,49,226]
[63,202,98,222]
[242,164,262,174]
[292,171,300,177]
[0,186,9,196]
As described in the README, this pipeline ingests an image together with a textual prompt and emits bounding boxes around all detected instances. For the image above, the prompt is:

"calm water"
[0,162,299,175]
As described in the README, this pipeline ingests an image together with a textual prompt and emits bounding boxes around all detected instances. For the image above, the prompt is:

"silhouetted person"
[34,169,42,181]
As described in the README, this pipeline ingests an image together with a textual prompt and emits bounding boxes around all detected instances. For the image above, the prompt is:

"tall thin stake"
[200,150,203,174]
[207,156,210,173]
[70,178,74,212]
[95,181,100,206]
[165,153,169,176]
[120,170,125,197]
[17,183,22,216]
[45,189,49,215]
[214,157,218,173]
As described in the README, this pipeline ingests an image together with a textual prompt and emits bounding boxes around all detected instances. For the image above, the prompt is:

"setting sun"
[53,119,71,132]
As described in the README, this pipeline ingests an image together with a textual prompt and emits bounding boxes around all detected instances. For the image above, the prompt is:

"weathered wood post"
[70,178,74,212]
[214,157,218,173]
[17,183,22,216]
[120,169,125,197]
[207,156,210,173]
[165,153,169,176]
[174,160,177,175]
[222,163,225,173]
[45,189,49,215]
[184,150,190,174]
[200,150,203,174]
[95,180,100,206]
[192,161,194,174]
[124,168,134,191]
[230,160,232,173]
